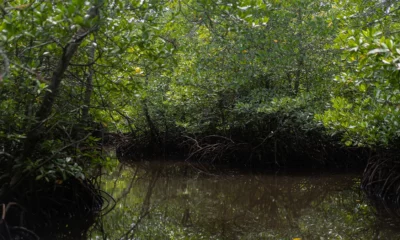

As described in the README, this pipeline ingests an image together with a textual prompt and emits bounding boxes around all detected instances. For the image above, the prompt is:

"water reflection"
[89,161,400,239]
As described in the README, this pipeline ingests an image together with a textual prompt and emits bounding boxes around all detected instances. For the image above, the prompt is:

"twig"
[0,47,9,81]
[17,41,53,57]
[11,62,46,81]
[69,51,102,67]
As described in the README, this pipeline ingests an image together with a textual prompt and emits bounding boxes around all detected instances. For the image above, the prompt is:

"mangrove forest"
[1,0,400,239]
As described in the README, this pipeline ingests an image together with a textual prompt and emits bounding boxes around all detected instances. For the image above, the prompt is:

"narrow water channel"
[87,161,400,239]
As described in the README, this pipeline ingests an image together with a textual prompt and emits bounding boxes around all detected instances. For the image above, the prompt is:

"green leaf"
[367,48,389,55]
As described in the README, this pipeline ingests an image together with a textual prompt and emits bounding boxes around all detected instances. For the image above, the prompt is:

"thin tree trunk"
[82,44,96,124]
[294,8,304,95]
[143,74,159,144]
[142,99,159,143]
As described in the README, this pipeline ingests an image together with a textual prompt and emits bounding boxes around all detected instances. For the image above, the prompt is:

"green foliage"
[111,0,340,142]
[0,0,173,184]
[31,157,84,182]
[1,0,400,186]
[317,1,400,146]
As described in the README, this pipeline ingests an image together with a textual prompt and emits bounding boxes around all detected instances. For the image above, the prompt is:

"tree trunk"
[143,74,159,145]
[21,5,101,161]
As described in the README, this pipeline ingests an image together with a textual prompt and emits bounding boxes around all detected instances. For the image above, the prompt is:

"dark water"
[87,161,400,240]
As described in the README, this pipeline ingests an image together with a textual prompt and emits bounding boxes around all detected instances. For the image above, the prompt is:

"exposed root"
[183,135,244,163]
[362,151,400,199]
[0,202,39,240]
[0,176,115,239]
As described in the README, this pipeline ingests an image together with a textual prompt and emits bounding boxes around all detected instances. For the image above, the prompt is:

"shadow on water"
[85,160,400,240]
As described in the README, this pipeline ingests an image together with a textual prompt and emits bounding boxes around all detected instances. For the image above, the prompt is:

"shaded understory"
[0,176,114,240]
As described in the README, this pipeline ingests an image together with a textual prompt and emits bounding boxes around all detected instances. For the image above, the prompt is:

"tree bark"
[21,5,101,161]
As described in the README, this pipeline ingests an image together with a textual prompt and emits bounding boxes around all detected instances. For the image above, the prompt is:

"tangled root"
[362,151,400,200]
[0,202,39,240]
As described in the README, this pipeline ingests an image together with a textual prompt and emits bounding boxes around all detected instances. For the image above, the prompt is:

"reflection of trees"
[118,167,162,239]
[90,163,400,239]
[366,195,400,238]
[184,174,357,239]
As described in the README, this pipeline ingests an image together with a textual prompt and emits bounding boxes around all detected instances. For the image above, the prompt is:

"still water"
[88,161,400,240]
